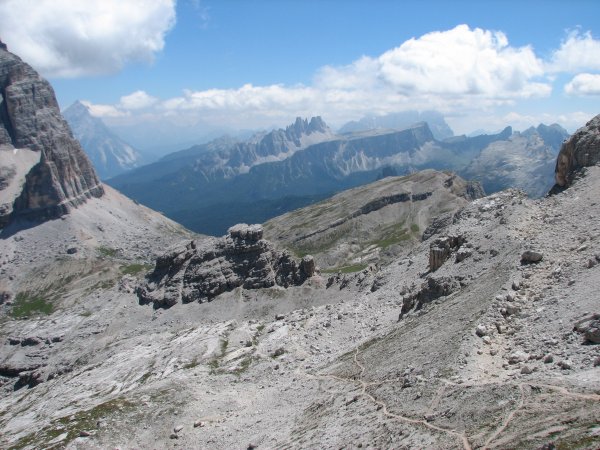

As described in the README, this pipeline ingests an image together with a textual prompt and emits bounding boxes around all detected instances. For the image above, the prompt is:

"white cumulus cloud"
[549,30,600,73]
[119,91,159,110]
[316,25,550,100]
[83,25,598,133]
[0,0,176,77]
[565,73,600,96]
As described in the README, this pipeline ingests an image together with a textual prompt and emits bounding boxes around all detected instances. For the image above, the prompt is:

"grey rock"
[558,360,573,370]
[573,314,600,344]
[0,44,103,227]
[455,246,472,263]
[475,324,487,337]
[521,250,543,264]
[137,224,314,308]
[553,114,600,189]
[429,235,465,271]
[520,365,534,374]
[508,351,529,364]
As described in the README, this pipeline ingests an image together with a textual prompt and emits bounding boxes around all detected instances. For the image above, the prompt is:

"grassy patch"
[10,292,53,318]
[97,246,118,258]
[231,356,254,376]
[8,398,134,450]
[120,263,152,276]
[322,263,368,274]
[88,279,116,292]
[207,359,219,372]
[220,339,229,355]
[410,223,420,233]
[183,357,200,370]
[137,371,153,384]
[368,221,412,249]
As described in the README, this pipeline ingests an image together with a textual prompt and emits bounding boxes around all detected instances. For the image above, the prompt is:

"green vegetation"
[137,371,153,384]
[231,356,254,375]
[120,263,152,276]
[8,398,134,450]
[322,263,368,274]
[410,223,420,233]
[220,339,229,355]
[369,222,412,249]
[88,279,116,292]
[183,357,200,369]
[11,292,53,318]
[97,246,118,258]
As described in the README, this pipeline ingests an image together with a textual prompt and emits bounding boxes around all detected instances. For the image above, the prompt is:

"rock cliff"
[553,113,600,190]
[0,41,103,227]
[137,224,315,308]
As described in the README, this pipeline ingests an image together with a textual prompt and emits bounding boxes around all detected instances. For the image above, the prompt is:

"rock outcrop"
[553,114,600,190]
[0,42,103,227]
[428,235,466,271]
[137,224,316,308]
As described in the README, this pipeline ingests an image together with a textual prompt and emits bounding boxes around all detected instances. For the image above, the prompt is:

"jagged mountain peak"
[63,100,142,180]
[286,116,329,137]
[339,110,454,140]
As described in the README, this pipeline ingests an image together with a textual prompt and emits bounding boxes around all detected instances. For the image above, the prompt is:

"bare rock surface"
[137,224,316,308]
[554,113,600,189]
[0,161,599,449]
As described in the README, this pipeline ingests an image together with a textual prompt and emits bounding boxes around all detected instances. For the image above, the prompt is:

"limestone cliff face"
[553,114,600,189]
[0,40,103,226]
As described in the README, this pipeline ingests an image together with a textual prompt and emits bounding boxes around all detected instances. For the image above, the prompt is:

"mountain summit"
[63,101,142,180]
[0,45,103,227]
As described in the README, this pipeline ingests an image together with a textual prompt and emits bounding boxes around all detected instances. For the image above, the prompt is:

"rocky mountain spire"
[0,43,103,227]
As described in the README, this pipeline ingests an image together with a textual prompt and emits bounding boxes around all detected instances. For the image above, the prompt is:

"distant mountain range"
[338,110,454,140]
[107,115,568,236]
[63,101,143,179]
[463,123,569,197]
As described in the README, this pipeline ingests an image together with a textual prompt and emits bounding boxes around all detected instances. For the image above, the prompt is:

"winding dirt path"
[305,345,600,450]
[309,349,472,450]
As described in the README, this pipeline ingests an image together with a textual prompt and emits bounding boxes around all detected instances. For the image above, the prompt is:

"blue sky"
[1,0,600,135]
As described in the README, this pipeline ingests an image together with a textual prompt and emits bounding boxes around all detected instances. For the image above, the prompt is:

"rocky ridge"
[0,41,103,227]
[137,224,315,308]
[264,169,484,270]
[462,123,569,197]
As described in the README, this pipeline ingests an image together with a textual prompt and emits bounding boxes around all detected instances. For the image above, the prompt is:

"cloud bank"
[0,0,176,77]
[83,25,599,132]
